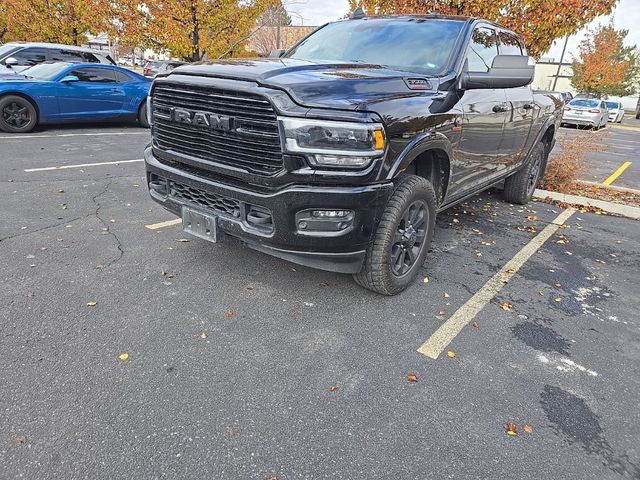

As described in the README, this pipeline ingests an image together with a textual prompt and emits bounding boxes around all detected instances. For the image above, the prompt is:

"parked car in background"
[562,98,609,129]
[559,92,573,104]
[143,60,186,77]
[0,42,115,74]
[0,62,151,133]
[605,101,625,123]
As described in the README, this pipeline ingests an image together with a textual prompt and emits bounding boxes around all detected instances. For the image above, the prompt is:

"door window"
[70,68,116,83]
[9,48,49,66]
[498,32,523,55]
[466,27,498,72]
[114,70,133,83]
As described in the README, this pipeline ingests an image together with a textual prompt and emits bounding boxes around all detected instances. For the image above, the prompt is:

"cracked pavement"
[1,124,639,479]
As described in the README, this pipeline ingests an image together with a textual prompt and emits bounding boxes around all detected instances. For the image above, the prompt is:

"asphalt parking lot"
[1,124,639,479]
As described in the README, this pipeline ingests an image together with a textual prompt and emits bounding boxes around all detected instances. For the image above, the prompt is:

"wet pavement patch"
[512,322,571,355]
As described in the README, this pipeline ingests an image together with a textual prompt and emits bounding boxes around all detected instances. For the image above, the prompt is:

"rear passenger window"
[70,68,116,82]
[114,70,133,82]
[498,32,523,55]
[467,27,498,73]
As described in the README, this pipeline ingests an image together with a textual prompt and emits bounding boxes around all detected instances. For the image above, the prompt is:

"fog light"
[299,221,308,230]
[311,210,351,218]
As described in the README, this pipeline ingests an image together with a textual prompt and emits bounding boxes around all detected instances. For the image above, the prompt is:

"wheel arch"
[0,92,40,121]
[386,132,453,206]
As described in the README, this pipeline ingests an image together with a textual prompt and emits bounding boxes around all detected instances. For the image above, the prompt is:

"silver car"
[605,101,625,123]
[0,42,115,74]
[562,98,609,129]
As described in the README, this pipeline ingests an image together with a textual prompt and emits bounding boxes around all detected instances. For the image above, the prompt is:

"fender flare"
[528,115,558,158]
[385,131,454,181]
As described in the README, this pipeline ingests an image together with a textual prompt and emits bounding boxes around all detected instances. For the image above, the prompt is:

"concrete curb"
[533,189,640,220]
[576,180,640,195]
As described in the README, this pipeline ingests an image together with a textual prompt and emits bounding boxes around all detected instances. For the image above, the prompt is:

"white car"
[605,101,625,123]
[562,99,609,129]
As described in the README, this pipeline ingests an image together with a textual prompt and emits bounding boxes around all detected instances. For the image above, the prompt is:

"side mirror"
[60,75,80,83]
[5,57,18,67]
[269,49,286,58]
[461,55,535,90]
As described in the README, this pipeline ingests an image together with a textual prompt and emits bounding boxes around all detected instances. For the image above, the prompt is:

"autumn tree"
[1,0,115,45]
[571,24,639,97]
[348,0,619,59]
[116,0,274,61]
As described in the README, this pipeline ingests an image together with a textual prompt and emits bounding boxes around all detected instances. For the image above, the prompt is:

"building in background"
[246,25,316,56]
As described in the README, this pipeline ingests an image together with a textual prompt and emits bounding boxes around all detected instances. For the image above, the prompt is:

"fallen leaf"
[329,385,338,392]
[14,435,27,445]
[266,475,278,480]
[506,268,516,274]
[554,297,562,303]
[554,283,561,288]
[224,310,233,318]
[471,321,479,328]
[505,422,518,436]
[423,277,429,283]
[20,226,27,230]
[161,271,175,278]
[452,218,459,223]
[447,351,456,359]
[58,189,65,193]
[443,292,450,298]
[86,301,97,307]
[437,310,446,315]
[523,424,533,433]
[108,218,116,224]
[177,238,190,243]
[319,281,329,287]
[500,302,512,311]
[475,251,482,257]
[554,239,566,244]
[244,286,253,292]
[526,215,538,221]
[406,373,419,382]
[200,332,208,339]
[538,291,545,296]
[118,353,129,361]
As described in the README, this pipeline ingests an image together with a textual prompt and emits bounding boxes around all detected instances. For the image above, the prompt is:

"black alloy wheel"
[0,95,37,133]
[390,200,429,277]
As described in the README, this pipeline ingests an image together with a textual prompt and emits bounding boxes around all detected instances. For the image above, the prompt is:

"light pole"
[552,35,570,91]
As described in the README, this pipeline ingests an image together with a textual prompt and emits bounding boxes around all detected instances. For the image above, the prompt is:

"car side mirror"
[5,57,18,67]
[461,55,535,90]
[60,75,80,83]
[269,49,286,58]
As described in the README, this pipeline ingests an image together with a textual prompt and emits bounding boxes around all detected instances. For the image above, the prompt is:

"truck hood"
[170,58,437,109]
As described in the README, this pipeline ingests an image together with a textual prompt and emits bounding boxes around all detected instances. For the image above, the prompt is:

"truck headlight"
[279,117,385,168]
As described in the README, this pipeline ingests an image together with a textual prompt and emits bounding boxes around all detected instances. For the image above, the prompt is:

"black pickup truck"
[144,14,563,295]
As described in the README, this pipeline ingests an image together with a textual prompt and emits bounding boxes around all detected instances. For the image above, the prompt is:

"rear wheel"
[503,141,546,205]
[353,175,436,295]
[0,95,37,133]
[138,100,150,128]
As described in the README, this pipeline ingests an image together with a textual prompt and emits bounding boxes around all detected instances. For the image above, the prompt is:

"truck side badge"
[404,78,431,90]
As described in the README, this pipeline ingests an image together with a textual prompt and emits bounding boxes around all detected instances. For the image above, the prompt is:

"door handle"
[522,103,534,110]
[492,104,509,113]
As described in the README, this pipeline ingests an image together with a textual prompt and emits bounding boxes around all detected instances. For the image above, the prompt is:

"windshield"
[0,44,20,59]
[570,99,599,108]
[20,62,71,80]
[605,101,619,109]
[287,18,464,75]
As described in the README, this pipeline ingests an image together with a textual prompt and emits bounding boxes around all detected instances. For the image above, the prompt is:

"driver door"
[56,67,125,118]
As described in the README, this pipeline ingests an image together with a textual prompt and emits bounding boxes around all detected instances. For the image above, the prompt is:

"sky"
[287,0,640,61]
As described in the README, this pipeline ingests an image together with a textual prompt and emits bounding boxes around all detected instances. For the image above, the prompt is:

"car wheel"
[138,100,150,128]
[503,141,546,205]
[353,174,436,295]
[0,95,37,133]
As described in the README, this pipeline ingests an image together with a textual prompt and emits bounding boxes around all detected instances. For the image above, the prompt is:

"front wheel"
[138,100,150,128]
[0,95,37,133]
[503,141,546,205]
[354,175,437,295]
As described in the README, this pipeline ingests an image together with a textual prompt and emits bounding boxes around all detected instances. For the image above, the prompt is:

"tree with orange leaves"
[348,0,619,59]
[1,0,115,45]
[571,24,639,97]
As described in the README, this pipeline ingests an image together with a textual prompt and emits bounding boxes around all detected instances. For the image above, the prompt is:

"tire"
[353,175,437,295]
[503,141,546,205]
[0,95,37,133]
[138,100,150,128]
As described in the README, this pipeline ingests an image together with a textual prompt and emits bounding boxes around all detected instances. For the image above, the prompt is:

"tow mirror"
[5,57,18,67]
[461,55,535,90]
[269,49,286,58]
[60,75,80,83]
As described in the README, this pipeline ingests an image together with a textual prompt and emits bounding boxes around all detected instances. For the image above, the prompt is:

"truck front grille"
[170,182,241,218]
[152,82,283,175]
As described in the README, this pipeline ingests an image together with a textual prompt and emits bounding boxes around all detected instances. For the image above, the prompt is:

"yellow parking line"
[603,161,632,185]
[145,219,181,230]
[417,208,576,359]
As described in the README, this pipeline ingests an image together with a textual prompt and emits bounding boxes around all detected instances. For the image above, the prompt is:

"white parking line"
[0,132,148,140]
[24,159,143,172]
[417,207,576,359]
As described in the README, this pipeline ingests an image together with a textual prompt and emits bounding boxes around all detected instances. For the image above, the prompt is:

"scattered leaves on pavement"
[161,271,174,278]
[244,286,253,292]
[58,189,65,193]
[506,268,516,274]
[329,385,338,392]
[443,292,450,298]
[319,281,329,287]
[200,332,208,339]
[471,321,479,329]
[538,291,545,296]
[118,353,129,361]
[423,277,429,283]
[505,423,518,436]
[86,301,97,307]
[224,310,233,318]
[447,351,456,359]
[554,297,562,303]
[500,302,512,311]
[406,373,419,382]
[523,424,534,433]
[177,238,190,243]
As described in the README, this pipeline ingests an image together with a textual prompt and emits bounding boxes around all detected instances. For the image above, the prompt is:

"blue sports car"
[0,62,151,133]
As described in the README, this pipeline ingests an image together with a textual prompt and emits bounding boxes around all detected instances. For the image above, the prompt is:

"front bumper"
[144,147,393,274]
